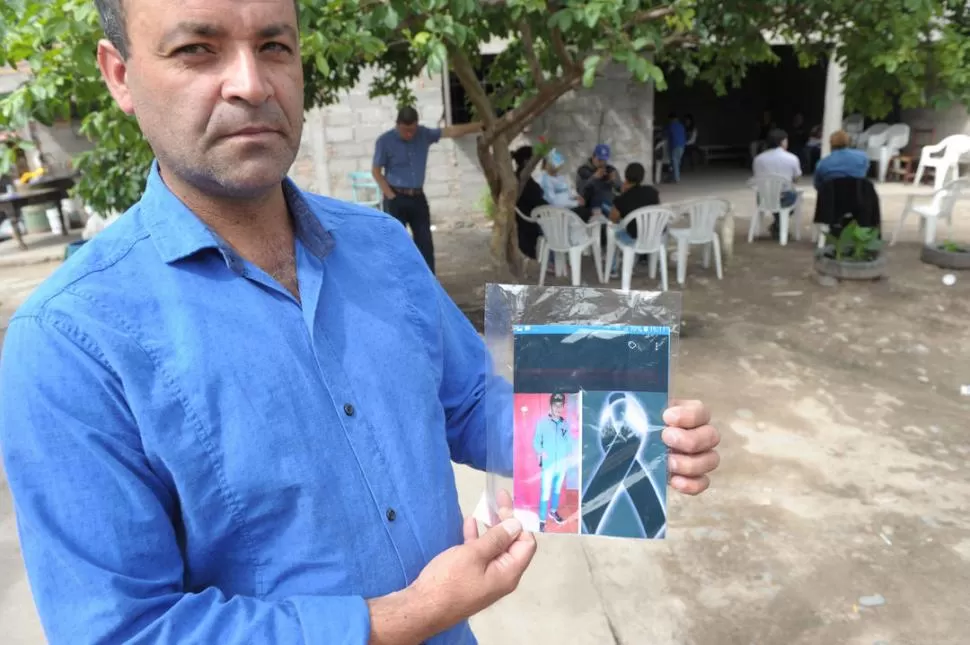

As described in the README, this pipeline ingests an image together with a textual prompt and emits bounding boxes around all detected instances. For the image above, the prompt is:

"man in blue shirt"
[532,394,574,531]
[372,107,482,274]
[0,1,723,643]
[813,129,871,190]
[665,113,687,183]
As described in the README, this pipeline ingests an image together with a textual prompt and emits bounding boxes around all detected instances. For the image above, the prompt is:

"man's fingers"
[669,450,720,478]
[470,518,522,563]
[486,528,537,587]
[463,516,480,544]
[662,424,720,455]
[670,474,710,495]
[663,400,711,429]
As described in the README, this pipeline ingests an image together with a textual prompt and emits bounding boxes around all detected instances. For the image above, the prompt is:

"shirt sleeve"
[0,314,372,645]
[420,126,443,145]
[372,134,388,169]
[431,281,513,477]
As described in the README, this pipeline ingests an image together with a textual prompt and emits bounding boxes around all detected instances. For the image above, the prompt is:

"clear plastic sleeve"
[478,284,682,539]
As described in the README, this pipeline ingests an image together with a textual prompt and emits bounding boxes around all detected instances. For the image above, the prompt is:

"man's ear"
[96,39,135,115]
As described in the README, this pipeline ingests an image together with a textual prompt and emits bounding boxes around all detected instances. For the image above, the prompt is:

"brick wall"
[288,64,655,227]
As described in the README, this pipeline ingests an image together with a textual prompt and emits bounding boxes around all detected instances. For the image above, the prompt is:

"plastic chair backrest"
[680,198,730,242]
[884,124,910,152]
[937,178,970,215]
[942,134,970,161]
[617,206,675,253]
[859,123,889,149]
[349,171,380,205]
[752,174,793,212]
[533,206,589,251]
[516,206,539,223]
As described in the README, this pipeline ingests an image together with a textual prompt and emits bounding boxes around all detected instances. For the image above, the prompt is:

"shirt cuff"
[289,594,371,644]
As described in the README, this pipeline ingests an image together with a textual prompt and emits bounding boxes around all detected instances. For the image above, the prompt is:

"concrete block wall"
[288,63,655,227]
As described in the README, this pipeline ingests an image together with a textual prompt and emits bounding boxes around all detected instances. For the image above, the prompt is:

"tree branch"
[519,20,546,88]
[634,6,676,23]
[485,68,585,146]
[549,28,577,72]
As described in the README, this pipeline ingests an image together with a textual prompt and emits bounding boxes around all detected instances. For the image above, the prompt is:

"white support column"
[821,50,846,159]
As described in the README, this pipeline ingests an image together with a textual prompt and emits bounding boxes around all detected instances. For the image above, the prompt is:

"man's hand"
[412,490,536,636]
[662,400,721,495]
[576,195,586,206]
[382,188,397,200]
[593,167,607,179]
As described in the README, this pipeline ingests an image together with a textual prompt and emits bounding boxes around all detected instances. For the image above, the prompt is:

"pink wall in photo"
[512,392,581,510]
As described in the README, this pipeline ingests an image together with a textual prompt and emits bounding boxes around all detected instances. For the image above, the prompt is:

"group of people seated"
[752,127,876,239]
[512,143,661,267]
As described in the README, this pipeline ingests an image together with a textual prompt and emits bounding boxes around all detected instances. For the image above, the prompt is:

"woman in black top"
[512,146,547,259]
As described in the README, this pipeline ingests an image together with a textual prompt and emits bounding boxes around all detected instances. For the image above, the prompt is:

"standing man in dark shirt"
[372,107,482,274]
[576,144,622,212]
[610,162,660,240]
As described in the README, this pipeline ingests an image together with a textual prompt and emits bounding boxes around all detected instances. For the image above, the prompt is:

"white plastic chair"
[516,206,546,278]
[866,124,910,183]
[913,134,970,191]
[670,199,730,284]
[747,175,804,246]
[843,114,865,145]
[604,206,675,292]
[533,206,603,286]
[856,122,888,151]
[891,178,969,246]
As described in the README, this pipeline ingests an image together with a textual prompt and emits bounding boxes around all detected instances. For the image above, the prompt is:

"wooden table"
[0,185,74,251]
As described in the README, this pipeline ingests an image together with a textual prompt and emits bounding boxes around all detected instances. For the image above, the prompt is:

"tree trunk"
[481,131,528,279]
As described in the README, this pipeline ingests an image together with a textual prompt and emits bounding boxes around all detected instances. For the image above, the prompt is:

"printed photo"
[580,391,668,539]
[512,392,581,534]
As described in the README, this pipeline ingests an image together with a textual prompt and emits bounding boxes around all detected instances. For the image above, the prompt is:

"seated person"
[539,149,588,215]
[575,144,622,211]
[813,129,870,190]
[609,162,660,241]
[753,128,801,238]
[512,146,547,260]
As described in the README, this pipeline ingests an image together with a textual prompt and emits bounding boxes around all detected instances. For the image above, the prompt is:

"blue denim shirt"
[0,162,512,644]
[814,148,870,190]
[373,126,442,189]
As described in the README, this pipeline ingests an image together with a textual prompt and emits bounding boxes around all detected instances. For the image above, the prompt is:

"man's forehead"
[126,0,297,35]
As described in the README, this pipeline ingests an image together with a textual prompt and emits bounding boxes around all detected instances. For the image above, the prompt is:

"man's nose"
[221,49,273,105]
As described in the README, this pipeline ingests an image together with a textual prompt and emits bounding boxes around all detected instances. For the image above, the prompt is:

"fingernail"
[663,408,680,425]
[501,518,522,537]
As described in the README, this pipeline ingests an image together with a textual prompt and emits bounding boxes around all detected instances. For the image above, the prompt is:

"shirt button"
[343,403,355,417]
[386,508,397,522]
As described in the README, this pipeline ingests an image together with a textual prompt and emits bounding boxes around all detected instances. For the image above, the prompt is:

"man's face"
[781,137,789,150]
[551,401,564,418]
[97,0,304,199]
[397,122,419,141]
[592,156,606,169]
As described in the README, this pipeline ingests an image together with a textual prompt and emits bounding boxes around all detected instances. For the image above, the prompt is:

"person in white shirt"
[539,149,586,211]
[753,128,801,239]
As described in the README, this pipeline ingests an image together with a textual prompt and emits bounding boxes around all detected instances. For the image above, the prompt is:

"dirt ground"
[1,169,969,644]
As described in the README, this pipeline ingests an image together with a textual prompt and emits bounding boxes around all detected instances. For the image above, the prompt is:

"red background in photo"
[513,393,581,534]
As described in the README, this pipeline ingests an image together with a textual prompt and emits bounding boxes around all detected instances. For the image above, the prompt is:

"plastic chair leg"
[924,216,938,247]
[648,251,658,279]
[676,239,689,285]
[621,249,636,292]
[538,247,550,286]
[702,243,711,269]
[591,240,604,283]
[569,248,584,286]
[891,209,909,246]
[712,236,723,280]
[779,208,791,246]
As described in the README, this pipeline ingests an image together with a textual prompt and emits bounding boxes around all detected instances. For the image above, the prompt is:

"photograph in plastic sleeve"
[512,392,581,534]
[511,323,671,539]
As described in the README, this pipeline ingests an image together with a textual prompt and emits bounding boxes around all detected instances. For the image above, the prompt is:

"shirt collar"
[140,161,334,273]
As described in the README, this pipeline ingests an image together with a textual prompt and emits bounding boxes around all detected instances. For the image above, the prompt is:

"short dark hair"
[93,0,129,59]
[94,0,300,60]
[550,393,565,405]
[397,106,419,125]
[768,128,788,148]
[625,162,646,185]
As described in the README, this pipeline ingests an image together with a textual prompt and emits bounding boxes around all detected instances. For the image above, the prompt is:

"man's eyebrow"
[257,24,298,40]
[158,22,228,49]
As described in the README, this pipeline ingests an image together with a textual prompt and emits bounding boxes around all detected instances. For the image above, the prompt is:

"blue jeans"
[671,146,685,182]
[539,464,565,520]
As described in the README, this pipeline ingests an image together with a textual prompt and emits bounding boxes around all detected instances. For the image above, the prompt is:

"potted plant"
[920,239,970,270]
[814,220,887,280]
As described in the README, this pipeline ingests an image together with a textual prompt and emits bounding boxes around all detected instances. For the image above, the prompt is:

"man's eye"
[262,42,292,54]
[174,44,211,56]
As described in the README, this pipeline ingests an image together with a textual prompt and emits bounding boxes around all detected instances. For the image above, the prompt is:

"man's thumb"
[473,518,522,561]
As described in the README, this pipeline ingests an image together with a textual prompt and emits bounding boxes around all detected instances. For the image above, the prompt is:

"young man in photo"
[533,393,573,532]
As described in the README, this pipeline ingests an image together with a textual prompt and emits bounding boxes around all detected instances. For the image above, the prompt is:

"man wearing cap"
[533,393,573,532]
[576,144,622,212]
[372,106,483,274]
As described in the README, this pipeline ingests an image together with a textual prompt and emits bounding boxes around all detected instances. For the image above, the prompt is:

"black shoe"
[539,521,546,533]
[551,511,565,524]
